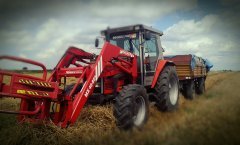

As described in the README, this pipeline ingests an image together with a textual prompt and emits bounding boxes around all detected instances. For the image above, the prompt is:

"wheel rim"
[133,96,146,126]
[169,76,178,105]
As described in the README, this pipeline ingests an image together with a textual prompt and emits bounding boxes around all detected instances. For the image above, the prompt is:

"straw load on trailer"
[164,54,213,100]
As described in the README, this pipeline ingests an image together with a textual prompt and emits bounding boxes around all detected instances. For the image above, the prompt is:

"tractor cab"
[100,24,164,86]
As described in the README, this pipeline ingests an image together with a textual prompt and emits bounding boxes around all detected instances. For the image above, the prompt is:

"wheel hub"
[133,96,146,126]
[169,77,178,105]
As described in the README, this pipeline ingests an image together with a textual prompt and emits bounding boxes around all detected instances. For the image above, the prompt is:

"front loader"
[0,24,179,130]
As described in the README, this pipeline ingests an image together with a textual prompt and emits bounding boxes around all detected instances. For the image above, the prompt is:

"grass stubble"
[0,72,240,145]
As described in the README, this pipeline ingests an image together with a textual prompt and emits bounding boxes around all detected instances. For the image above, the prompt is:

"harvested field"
[0,71,240,145]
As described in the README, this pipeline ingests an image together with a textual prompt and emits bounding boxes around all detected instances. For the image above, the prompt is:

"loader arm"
[60,42,137,127]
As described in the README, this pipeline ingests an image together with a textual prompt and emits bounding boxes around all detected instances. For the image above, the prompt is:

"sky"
[0,0,239,70]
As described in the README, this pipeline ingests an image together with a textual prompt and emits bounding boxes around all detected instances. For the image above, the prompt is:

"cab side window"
[144,36,157,56]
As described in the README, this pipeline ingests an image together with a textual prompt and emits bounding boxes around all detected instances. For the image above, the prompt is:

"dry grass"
[0,72,240,145]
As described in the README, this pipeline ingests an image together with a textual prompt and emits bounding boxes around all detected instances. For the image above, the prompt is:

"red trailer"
[164,54,208,99]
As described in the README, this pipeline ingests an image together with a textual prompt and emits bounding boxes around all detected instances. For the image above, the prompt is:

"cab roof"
[101,24,163,36]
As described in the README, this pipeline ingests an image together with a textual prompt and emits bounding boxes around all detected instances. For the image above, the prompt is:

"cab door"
[144,34,160,86]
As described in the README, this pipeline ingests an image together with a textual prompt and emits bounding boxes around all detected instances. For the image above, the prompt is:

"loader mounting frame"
[0,42,137,127]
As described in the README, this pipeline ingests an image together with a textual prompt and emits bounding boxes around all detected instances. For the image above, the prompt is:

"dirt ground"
[0,71,240,145]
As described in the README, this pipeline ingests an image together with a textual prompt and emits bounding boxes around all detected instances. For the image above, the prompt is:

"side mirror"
[95,38,99,48]
[144,31,151,40]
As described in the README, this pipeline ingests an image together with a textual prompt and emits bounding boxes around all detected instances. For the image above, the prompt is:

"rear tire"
[113,84,149,130]
[154,66,179,111]
[182,80,195,100]
[195,77,205,94]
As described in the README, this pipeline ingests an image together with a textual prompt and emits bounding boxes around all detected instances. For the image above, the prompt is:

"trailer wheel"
[195,77,205,94]
[183,80,195,100]
[113,84,149,130]
[154,66,179,111]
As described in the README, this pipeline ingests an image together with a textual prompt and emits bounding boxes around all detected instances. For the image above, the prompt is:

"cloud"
[161,13,240,70]
[19,53,27,58]
[89,0,197,19]
[0,0,239,70]
[0,0,197,31]
[0,0,197,69]
[35,19,61,43]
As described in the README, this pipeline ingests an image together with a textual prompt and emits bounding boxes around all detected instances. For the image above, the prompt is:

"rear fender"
[151,60,175,88]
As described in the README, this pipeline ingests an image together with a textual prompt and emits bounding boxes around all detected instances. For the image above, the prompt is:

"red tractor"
[0,24,179,130]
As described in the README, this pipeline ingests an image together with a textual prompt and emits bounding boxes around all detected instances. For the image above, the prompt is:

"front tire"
[64,83,82,98]
[113,84,149,130]
[154,66,179,111]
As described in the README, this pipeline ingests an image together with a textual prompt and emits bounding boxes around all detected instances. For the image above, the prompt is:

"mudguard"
[151,60,175,88]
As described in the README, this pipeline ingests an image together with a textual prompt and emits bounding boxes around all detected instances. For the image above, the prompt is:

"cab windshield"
[109,33,140,56]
